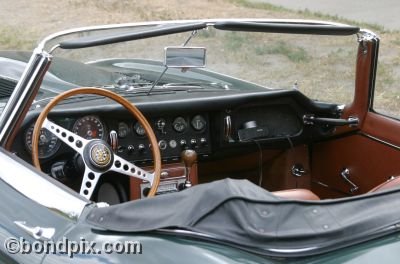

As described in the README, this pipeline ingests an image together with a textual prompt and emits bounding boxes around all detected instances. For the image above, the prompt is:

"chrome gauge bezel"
[72,115,107,140]
[133,121,146,136]
[191,114,207,131]
[24,123,62,159]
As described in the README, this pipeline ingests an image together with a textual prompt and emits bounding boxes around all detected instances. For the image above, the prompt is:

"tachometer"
[72,115,105,140]
[25,124,61,159]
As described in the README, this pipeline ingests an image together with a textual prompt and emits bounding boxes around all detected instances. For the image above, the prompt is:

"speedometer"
[25,124,61,159]
[72,115,106,140]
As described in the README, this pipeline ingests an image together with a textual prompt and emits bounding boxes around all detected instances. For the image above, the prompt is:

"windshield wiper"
[163,82,230,90]
[31,86,182,108]
[32,81,229,108]
[113,80,230,92]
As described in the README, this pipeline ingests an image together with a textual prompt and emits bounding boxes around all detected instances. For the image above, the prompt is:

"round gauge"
[72,115,105,140]
[172,117,187,133]
[155,118,166,131]
[133,122,146,136]
[118,122,129,138]
[25,124,61,159]
[191,115,207,131]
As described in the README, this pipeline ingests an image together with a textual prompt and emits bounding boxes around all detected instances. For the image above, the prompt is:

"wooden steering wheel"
[31,87,161,200]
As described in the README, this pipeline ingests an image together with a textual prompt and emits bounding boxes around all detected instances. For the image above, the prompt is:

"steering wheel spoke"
[42,118,88,155]
[80,168,102,200]
[111,155,154,185]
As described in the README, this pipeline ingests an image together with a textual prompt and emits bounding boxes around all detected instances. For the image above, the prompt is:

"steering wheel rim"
[32,87,161,199]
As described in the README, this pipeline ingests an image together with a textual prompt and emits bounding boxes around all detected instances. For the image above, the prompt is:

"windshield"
[35,21,357,104]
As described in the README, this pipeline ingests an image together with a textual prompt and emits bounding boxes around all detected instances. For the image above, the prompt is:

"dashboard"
[13,88,340,180]
[21,113,212,166]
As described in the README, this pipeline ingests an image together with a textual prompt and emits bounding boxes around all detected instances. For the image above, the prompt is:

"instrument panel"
[114,115,211,162]
[24,113,211,161]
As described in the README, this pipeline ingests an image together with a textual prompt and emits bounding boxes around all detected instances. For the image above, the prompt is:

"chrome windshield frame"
[37,18,357,53]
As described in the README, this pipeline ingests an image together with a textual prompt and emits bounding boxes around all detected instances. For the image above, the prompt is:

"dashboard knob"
[127,145,134,154]
[180,139,187,148]
[200,137,207,146]
[190,138,197,147]
[138,144,145,152]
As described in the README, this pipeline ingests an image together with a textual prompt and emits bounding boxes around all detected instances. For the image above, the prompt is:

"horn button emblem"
[89,143,112,168]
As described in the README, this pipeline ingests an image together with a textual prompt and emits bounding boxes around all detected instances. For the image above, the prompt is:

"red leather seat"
[273,188,320,200]
[273,176,400,200]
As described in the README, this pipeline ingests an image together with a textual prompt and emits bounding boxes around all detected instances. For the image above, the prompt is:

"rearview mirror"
[164,47,206,68]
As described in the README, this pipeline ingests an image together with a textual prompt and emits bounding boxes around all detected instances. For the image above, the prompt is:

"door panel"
[363,112,400,146]
[309,31,396,199]
[311,134,400,198]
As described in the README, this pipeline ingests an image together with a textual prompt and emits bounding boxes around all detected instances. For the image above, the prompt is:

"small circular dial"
[133,122,146,136]
[72,115,105,140]
[191,115,207,131]
[155,118,166,131]
[118,122,129,138]
[25,124,61,159]
[172,117,187,133]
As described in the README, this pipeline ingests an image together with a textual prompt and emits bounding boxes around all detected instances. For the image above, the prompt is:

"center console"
[129,162,198,199]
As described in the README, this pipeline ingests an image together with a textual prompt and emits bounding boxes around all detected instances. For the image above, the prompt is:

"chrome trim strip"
[361,132,400,151]
[0,150,88,220]
[157,228,216,239]
[267,247,318,253]
[357,29,379,42]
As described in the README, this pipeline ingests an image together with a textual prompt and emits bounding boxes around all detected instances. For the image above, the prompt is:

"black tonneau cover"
[86,179,400,257]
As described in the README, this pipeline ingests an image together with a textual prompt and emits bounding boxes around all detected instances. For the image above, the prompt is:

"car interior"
[3,22,400,206]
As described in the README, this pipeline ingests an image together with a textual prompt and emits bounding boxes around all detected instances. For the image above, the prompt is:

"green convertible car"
[0,19,400,263]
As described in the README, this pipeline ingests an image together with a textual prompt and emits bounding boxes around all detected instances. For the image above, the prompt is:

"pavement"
[252,0,400,30]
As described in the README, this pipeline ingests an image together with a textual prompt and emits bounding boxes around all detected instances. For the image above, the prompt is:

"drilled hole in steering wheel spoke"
[76,140,83,148]
[88,172,95,180]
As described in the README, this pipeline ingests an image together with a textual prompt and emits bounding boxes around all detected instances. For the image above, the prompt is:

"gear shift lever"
[181,149,197,189]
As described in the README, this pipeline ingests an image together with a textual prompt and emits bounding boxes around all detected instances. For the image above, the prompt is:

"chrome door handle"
[341,168,359,193]
[14,221,55,241]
